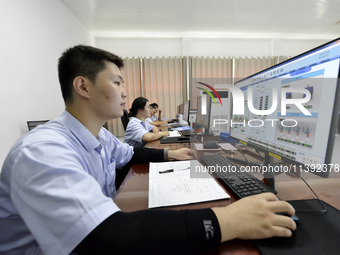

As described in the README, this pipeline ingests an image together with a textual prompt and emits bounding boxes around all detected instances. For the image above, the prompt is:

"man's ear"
[73,76,91,99]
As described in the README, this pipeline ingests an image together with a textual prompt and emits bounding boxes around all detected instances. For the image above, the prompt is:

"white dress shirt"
[0,110,134,255]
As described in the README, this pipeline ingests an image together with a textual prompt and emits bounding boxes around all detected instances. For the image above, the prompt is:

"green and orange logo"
[196,82,223,106]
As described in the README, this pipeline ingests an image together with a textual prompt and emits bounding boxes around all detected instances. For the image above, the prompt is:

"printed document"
[167,131,181,137]
[148,160,230,208]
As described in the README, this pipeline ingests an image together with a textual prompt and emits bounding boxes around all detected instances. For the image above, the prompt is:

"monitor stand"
[196,132,218,142]
[262,153,275,191]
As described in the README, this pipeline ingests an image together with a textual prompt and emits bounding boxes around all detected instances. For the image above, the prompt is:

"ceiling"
[61,0,340,39]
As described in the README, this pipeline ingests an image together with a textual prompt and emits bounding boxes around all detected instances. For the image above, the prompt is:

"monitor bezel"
[182,100,190,123]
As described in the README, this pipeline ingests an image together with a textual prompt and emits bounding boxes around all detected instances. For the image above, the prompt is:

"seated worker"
[0,45,296,255]
[145,103,168,126]
[124,97,169,147]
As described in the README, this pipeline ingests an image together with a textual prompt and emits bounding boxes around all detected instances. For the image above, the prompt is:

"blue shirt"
[145,115,158,124]
[124,117,154,148]
[0,110,134,255]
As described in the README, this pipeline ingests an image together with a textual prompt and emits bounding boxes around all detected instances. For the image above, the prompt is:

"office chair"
[27,120,49,131]
[121,109,130,130]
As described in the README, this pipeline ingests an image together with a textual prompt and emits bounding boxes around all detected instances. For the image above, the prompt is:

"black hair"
[58,45,124,104]
[128,97,149,117]
[149,103,159,109]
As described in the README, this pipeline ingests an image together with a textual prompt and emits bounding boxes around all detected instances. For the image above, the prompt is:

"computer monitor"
[178,103,184,115]
[230,38,340,179]
[195,95,212,134]
[182,100,190,123]
[27,120,49,131]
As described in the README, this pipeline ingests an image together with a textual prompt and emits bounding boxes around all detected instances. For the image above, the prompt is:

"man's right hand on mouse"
[212,193,297,242]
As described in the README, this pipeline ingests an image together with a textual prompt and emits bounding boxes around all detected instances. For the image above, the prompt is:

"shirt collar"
[130,117,144,124]
[58,110,106,152]
[130,117,147,128]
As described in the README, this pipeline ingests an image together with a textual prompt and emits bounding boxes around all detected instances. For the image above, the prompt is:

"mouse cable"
[218,145,326,214]
[241,152,251,167]
[254,148,262,156]
[282,172,327,215]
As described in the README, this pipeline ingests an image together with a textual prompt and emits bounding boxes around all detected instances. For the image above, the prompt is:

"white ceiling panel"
[60,0,340,38]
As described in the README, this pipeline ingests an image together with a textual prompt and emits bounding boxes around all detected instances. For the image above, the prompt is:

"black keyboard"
[201,154,277,198]
[169,123,181,128]
[179,130,195,136]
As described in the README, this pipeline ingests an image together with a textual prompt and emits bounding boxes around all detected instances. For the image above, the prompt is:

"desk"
[114,139,340,255]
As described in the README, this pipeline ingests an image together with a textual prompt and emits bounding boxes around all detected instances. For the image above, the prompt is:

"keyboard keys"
[201,154,277,198]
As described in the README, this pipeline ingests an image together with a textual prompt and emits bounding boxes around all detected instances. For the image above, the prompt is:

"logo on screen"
[197,82,311,116]
[196,82,222,115]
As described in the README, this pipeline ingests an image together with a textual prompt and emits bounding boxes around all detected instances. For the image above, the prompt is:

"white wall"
[95,37,330,57]
[96,37,183,57]
[0,0,91,166]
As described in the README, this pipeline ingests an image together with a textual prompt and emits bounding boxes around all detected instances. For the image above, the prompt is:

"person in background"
[145,103,169,126]
[124,97,169,147]
[0,45,296,255]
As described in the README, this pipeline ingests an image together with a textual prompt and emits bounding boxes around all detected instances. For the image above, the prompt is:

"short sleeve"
[10,140,119,255]
[124,119,150,147]
[146,122,155,132]
[105,132,134,169]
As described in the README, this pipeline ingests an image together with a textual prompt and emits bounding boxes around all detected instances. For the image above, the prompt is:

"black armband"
[129,147,165,164]
[115,147,165,189]
[73,208,221,255]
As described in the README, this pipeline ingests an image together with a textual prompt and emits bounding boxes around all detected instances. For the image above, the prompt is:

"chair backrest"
[27,120,49,131]
[121,109,130,130]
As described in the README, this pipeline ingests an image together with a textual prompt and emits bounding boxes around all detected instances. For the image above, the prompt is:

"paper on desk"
[148,160,230,208]
[194,143,238,151]
[167,131,181,137]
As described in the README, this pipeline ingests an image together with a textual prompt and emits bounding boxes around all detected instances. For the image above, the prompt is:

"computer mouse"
[291,214,300,222]
[276,212,299,222]
[203,141,220,149]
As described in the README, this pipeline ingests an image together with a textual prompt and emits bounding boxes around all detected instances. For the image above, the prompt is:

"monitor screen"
[178,103,184,115]
[182,100,190,122]
[196,95,212,132]
[230,38,340,175]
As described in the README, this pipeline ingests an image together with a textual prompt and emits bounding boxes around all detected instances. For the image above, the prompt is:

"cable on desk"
[217,144,326,214]
[254,148,262,156]
[241,152,250,167]
[280,172,327,215]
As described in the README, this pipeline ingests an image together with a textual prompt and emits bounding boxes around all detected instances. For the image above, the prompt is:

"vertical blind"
[234,57,275,83]
[191,57,233,109]
[142,57,184,121]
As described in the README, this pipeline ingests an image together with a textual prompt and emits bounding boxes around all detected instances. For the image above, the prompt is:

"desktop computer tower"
[201,88,231,135]
[189,109,197,128]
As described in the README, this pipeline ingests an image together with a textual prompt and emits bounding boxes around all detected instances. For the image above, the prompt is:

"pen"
[159,167,190,174]
[159,169,174,174]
